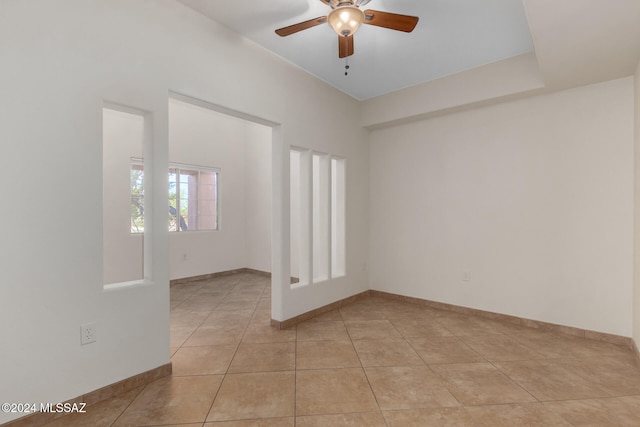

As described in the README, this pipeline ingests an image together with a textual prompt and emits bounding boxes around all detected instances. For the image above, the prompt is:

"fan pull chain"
[344,57,350,76]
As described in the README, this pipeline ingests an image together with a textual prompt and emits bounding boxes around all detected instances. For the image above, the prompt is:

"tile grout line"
[377,298,545,416]
[59,272,640,426]
[171,278,233,350]
[343,308,385,420]
[107,385,147,427]
[293,323,298,426]
[187,277,253,425]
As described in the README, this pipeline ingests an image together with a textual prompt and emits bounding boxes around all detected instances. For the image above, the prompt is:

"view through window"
[130,159,219,233]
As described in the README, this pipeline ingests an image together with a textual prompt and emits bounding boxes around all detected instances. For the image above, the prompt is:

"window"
[169,165,219,231]
[130,159,219,233]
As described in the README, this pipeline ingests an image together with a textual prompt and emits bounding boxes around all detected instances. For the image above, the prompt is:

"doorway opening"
[167,94,279,339]
[167,95,273,282]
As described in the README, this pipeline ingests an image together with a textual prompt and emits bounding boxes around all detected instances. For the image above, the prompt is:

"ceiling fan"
[275,0,419,58]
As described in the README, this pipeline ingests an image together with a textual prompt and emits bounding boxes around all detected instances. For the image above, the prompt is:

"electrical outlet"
[81,322,96,345]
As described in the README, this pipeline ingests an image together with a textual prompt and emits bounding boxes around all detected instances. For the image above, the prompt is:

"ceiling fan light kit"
[328,6,365,37]
[275,0,419,59]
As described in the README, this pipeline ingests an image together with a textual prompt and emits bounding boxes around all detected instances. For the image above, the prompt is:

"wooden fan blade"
[363,9,419,32]
[275,16,327,37]
[338,35,354,58]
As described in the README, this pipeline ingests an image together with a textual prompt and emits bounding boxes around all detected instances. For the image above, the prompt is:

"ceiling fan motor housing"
[320,0,371,8]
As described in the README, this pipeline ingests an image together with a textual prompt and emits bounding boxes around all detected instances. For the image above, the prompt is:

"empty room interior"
[3,0,640,425]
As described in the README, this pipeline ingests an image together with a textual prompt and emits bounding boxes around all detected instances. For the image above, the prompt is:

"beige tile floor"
[44,272,640,426]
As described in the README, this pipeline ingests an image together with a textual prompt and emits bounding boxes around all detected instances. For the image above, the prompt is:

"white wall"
[244,124,273,273]
[369,77,635,337]
[0,0,369,423]
[168,98,261,280]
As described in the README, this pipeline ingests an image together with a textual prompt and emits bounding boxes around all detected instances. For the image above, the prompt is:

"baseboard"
[244,268,272,278]
[170,268,301,286]
[170,268,254,285]
[271,291,371,329]
[2,363,172,427]
[270,287,633,348]
[370,290,634,348]
[633,340,640,370]
[171,270,635,350]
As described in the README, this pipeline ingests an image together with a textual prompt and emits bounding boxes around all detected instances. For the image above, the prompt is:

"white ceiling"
[178,0,640,101]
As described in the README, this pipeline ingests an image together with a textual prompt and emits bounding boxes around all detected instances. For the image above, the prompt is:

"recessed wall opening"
[290,148,304,285]
[331,156,346,278]
[289,147,346,288]
[313,153,330,283]
[103,106,145,286]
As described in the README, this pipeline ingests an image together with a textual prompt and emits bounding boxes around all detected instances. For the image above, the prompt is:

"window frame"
[130,158,221,234]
